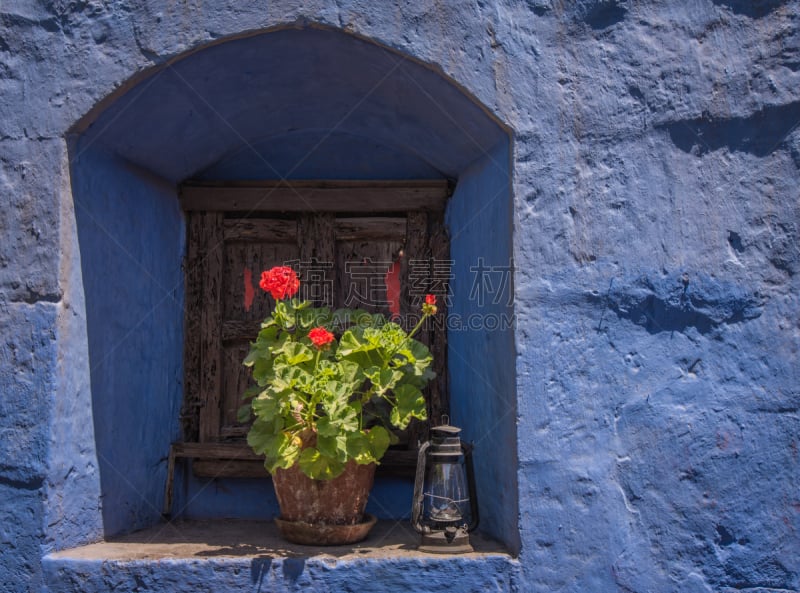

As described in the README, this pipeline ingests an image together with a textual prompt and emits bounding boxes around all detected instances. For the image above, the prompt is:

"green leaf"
[362,327,381,346]
[331,309,383,331]
[256,323,279,342]
[243,327,277,365]
[290,298,310,310]
[315,359,338,380]
[336,329,373,356]
[324,380,349,402]
[395,339,433,372]
[240,385,263,402]
[317,400,360,436]
[247,419,303,474]
[365,425,391,460]
[365,368,404,394]
[296,306,333,330]
[243,348,262,366]
[251,393,281,421]
[276,342,314,366]
[376,322,406,350]
[298,447,345,480]
[259,316,278,329]
[251,356,275,386]
[315,416,338,438]
[273,364,313,390]
[246,418,283,455]
[270,435,302,472]
[336,360,362,385]
[389,384,427,429]
[316,434,348,462]
[272,301,295,330]
[237,402,253,423]
[337,330,384,369]
[345,431,373,464]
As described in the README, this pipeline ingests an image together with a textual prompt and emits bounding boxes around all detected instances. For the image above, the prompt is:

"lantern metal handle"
[411,440,430,532]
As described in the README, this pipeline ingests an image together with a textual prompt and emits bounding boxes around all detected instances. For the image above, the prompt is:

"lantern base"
[418,530,473,554]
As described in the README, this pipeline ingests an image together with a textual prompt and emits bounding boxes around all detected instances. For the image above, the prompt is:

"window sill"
[43,519,519,592]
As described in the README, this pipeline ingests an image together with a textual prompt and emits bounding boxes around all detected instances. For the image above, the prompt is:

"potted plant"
[239,265,438,544]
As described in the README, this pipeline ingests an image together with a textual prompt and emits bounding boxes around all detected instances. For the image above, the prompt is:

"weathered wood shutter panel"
[180,214,204,442]
[401,211,450,447]
[427,210,451,429]
[298,214,336,307]
[181,212,225,444]
[181,181,450,477]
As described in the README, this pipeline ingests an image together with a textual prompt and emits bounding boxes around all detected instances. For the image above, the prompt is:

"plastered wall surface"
[1,1,798,592]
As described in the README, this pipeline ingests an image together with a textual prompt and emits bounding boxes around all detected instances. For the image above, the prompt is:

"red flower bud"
[422,294,438,316]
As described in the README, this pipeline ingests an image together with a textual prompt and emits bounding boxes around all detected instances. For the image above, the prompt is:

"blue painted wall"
[0,303,54,593]
[1,2,798,592]
[71,146,184,537]
[447,141,519,553]
[176,472,414,522]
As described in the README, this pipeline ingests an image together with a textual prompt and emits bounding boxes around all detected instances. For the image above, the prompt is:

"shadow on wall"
[659,101,800,158]
[70,147,184,537]
[711,0,791,19]
[594,274,765,336]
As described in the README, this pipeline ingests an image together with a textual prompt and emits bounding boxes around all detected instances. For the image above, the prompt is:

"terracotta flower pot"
[272,460,377,545]
[270,431,378,545]
[272,459,376,524]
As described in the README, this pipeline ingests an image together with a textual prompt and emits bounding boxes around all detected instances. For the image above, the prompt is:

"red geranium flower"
[425,294,436,306]
[259,266,300,300]
[308,327,335,349]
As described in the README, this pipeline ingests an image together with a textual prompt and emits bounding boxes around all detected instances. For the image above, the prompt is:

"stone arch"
[69,23,517,551]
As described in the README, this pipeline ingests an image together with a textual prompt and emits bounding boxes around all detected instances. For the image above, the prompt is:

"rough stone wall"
[510,3,799,591]
[1,1,798,592]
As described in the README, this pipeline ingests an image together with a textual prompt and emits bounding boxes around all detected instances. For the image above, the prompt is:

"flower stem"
[407,311,430,340]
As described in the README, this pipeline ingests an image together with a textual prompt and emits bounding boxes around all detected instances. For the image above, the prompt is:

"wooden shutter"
[180,181,450,477]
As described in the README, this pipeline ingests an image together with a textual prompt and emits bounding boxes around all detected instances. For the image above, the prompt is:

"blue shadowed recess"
[71,147,185,537]
[76,26,508,182]
[70,24,516,550]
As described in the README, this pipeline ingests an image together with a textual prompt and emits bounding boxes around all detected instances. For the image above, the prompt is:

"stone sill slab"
[43,519,520,593]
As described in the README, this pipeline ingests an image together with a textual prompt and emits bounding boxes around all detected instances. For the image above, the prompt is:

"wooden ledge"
[163,442,418,516]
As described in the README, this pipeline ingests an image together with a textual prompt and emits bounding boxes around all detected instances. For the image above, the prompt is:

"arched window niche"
[69,24,518,554]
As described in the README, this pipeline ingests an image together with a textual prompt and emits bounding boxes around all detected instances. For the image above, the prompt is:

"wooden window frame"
[178,180,452,480]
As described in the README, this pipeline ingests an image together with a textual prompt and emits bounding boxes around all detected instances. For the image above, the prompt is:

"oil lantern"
[411,420,479,553]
